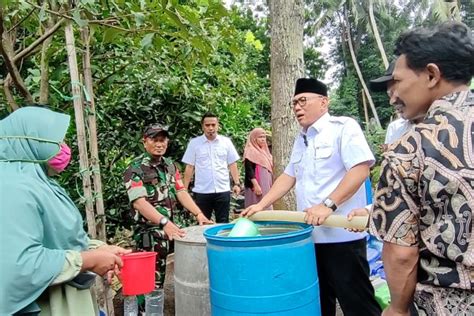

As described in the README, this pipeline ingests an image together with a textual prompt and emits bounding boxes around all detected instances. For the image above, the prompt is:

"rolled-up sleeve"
[123,167,147,202]
[50,239,106,285]
[50,250,82,285]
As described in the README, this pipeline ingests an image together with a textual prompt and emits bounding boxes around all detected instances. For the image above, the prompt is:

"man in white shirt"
[243,78,381,316]
[384,117,411,145]
[182,112,241,223]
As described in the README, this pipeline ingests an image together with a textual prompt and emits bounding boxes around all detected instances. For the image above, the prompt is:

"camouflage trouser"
[134,227,171,288]
[132,207,195,288]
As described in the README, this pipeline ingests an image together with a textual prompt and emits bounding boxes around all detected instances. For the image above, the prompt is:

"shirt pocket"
[215,147,227,159]
[142,174,158,198]
[196,149,210,169]
[290,150,304,177]
[314,145,334,177]
[314,145,333,160]
[214,147,228,168]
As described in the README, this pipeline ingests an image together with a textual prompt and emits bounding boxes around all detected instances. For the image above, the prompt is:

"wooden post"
[64,20,97,238]
[81,26,114,316]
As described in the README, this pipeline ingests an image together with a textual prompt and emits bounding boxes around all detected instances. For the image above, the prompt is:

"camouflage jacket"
[123,153,185,223]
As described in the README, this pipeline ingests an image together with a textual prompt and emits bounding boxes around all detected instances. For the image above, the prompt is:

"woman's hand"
[98,245,131,256]
[81,249,123,277]
[196,213,214,225]
[254,184,263,196]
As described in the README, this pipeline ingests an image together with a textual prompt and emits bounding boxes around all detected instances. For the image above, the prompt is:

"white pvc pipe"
[248,211,368,231]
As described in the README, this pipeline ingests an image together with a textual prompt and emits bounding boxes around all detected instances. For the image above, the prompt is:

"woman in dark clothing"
[243,128,273,209]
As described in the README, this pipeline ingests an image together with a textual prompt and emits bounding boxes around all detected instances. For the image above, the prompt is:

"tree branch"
[25,0,163,34]
[0,13,34,103]
[95,63,130,86]
[13,17,65,63]
[7,8,35,33]
[39,18,55,104]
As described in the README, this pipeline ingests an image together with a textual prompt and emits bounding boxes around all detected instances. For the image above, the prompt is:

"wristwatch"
[159,216,169,228]
[323,198,337,211]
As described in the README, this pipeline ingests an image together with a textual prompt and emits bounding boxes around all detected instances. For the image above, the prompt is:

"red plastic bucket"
[121,252,157,295]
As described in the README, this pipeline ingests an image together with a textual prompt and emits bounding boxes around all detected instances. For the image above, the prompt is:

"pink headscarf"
[243,128,273,173]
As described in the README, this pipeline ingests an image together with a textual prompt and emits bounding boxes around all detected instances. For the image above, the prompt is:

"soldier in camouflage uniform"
[123,124,212,288]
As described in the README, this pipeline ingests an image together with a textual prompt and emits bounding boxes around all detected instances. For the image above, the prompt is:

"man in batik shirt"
[368,22,473,315]
[123,124,212,288]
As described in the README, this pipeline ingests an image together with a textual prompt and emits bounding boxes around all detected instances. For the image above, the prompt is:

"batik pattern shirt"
[369,91,473,313]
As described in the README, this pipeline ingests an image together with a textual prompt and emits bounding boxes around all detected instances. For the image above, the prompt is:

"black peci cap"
[294,78,328,96]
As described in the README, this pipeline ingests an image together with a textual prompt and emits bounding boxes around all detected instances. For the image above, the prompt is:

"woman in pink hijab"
[243,128,273,209]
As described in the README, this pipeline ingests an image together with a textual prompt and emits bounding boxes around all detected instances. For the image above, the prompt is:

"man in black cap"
[243,79,381,316]
[369,61,395,93]
[370,62,413,151]
[123,123,212,290]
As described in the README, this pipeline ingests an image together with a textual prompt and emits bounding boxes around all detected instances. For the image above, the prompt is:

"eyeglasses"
[289,96,324,108]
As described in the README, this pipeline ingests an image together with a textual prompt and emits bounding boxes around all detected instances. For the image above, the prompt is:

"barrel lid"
[204,221,313,244]
[175,224,223,245]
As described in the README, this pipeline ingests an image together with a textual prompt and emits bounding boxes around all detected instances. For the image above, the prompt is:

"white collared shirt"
[182,134,240,193]
[284,113,375,243]
[384,118,412,144]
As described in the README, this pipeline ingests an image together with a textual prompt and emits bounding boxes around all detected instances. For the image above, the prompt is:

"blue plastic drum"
[204,221,321,316]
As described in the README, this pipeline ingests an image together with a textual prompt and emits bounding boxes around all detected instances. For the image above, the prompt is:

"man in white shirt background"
[182,112,241,223]
[370,61,413,151]
[243,78,381,316]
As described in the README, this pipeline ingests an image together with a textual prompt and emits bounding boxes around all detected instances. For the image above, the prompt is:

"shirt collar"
[143,152,165,167]
[201,134,221,143]
[300,112,331,136]
[428,90,471,115]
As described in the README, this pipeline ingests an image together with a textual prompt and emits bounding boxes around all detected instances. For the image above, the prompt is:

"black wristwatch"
[159,216,169,228]
[323,198,337,211]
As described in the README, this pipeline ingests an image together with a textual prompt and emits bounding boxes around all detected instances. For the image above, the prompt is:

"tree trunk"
[39,19,55,104]
[81,27,115,314]
[64,20,97,238]
[368,0,389,68]
[269,0,305,210]
[81,26,106,242]
[343,7,381,128]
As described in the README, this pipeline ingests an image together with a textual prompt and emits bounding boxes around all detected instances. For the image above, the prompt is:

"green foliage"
[0,1,271,237]
[329,73,361,119]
